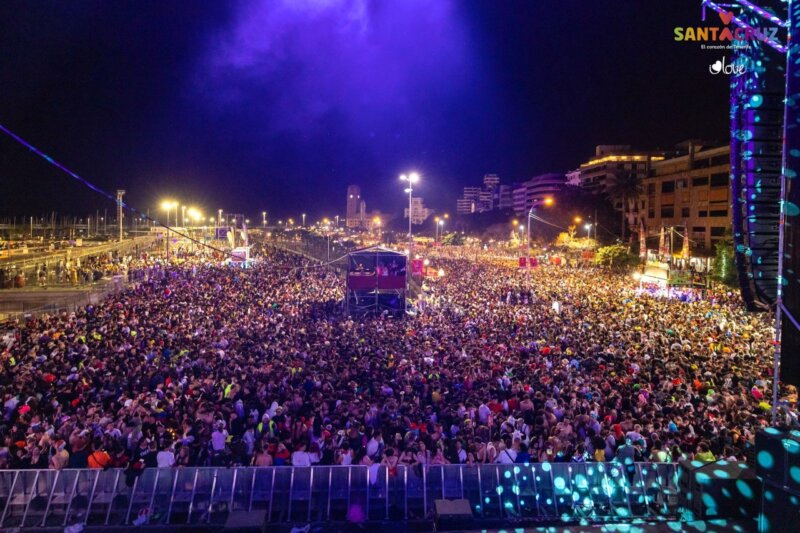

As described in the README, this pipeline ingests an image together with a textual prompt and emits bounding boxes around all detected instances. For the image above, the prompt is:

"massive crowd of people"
[0,243,792,479]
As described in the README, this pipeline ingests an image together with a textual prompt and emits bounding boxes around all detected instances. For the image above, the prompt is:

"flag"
[519,256,527,268]
[681,229,690,259]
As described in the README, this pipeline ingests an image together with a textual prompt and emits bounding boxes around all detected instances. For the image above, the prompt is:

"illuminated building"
[346,185,362,228]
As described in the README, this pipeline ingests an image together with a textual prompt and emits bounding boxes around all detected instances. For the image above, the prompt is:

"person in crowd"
[0,243,792,479]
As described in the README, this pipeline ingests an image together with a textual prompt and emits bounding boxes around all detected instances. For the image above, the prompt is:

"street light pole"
[400,172,420,253]
[525,198,554,291]
[526,213,532,291]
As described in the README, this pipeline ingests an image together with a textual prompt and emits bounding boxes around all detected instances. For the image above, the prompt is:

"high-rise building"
[404,197,433,225]
[483,173,500,190]
[512,173,565,215]
[462,186,482,201]
[457,175,505,214]
[346,185,362,228]
[572,145,664,196]
[456,198,475,214]
[498,185,514,210]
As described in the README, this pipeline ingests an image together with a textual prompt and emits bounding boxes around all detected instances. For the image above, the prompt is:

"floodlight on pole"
[400,172,420,252]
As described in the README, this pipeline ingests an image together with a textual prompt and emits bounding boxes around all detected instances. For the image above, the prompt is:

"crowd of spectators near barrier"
[0,243,794,484]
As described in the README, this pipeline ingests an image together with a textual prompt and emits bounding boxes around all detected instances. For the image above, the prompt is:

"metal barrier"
[0,463,680,528]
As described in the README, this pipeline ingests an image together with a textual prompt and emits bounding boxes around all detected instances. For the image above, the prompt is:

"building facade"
[640,144,730,254]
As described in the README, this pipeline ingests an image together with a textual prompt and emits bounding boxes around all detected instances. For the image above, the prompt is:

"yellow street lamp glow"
[373,216,381,226]
[512,219,518,226]
[434,216,440,222]
[574,216,583,224]
[161,200,176,211]
[544,197,554,206]
[444,213,449,219]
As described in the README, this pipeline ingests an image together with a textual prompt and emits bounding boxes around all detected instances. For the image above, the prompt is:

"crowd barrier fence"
[0,462,681,528]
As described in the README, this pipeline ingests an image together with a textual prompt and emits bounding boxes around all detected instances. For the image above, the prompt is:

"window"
[692,177,709,187]
[681,207,690,217]
[648,208,655,218]
[710,209,728,217]
[661,206,675,218]
[647,183,656,195]
[710,172,729,187]
[710,227,726,237]
[711,155,729,166]
[661,181,675,193]
[693,227,706,233]
[699,210,708,218]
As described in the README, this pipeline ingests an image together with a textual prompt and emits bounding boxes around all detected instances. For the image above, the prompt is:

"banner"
[411,259,424,276]
[639,220,647,259]
[518,256,527,268]
[658,227,670,257]
[681,229,690,259]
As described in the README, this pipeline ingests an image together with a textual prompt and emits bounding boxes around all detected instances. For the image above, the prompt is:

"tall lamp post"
[161,200,177,259]
[399,172,420,253]
[302,213,306,228]
[525,197,554,290]
[262,211,267,227]
[373,216,382,243]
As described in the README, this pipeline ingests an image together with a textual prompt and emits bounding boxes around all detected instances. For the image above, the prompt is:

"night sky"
[0,0,730,221]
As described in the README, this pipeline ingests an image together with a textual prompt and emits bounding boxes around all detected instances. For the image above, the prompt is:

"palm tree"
[604,173,642,242]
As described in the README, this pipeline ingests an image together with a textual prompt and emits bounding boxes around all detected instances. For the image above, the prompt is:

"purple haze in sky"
[188,0,492,208]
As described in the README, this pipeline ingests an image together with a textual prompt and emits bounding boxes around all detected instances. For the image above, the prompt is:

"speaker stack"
[755,428,800,532]
[677,459,761,520]
[433,499,474,531]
